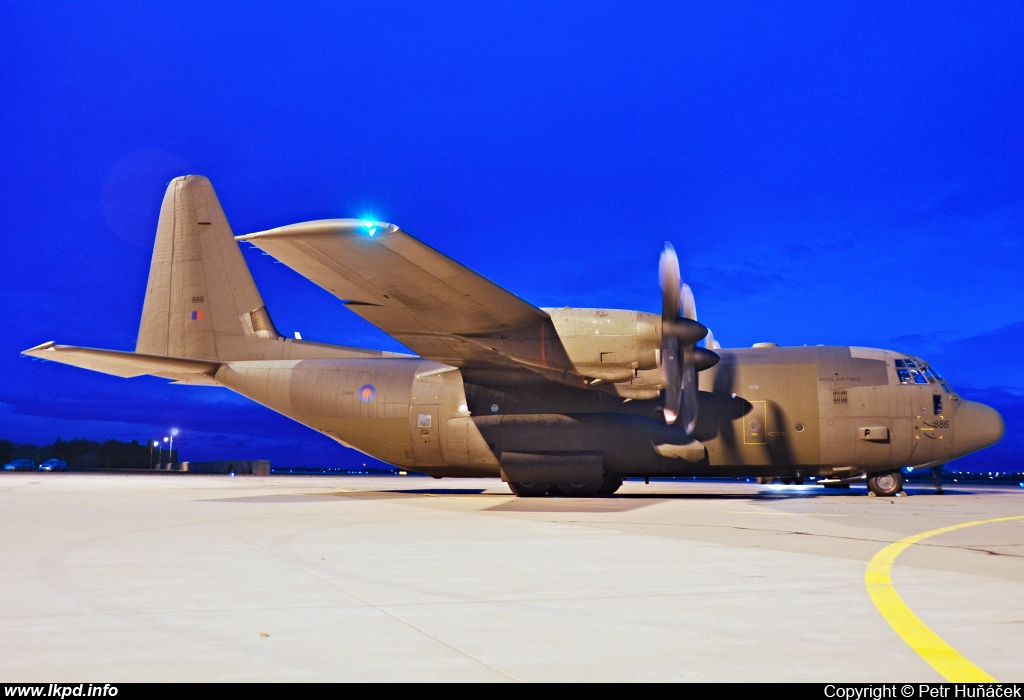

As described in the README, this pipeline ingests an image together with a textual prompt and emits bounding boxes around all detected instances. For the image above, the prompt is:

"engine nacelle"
[544,307,661,381]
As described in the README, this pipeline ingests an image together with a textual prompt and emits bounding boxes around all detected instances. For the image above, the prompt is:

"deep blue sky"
[2,2,1022,469]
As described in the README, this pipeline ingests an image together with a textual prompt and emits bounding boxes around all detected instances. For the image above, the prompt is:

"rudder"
[137,176,281,360]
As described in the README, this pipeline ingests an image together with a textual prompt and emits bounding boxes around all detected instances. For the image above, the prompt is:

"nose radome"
[954,401,1005,457]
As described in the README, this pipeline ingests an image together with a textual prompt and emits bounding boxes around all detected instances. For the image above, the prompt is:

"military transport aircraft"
[24,176,1004,497]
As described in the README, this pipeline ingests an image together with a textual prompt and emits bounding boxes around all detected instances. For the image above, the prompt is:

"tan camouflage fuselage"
[25,176,1002,490]
[214,341,988,481]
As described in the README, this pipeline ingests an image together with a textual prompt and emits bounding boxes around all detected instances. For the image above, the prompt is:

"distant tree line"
[1,437,177,469]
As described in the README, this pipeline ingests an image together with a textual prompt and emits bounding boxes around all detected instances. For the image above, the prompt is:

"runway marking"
[865,515,1024,682]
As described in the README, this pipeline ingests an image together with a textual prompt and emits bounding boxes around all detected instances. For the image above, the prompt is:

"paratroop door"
[410,404,442,466]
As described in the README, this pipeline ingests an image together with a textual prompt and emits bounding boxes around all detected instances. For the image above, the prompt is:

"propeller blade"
[706,329,721,350]
[658,243,709,434]
[660,243,682,424]
[662,334,681,424]
[681,283,697,321]
[659,244,681,322]
[682,343,698,435]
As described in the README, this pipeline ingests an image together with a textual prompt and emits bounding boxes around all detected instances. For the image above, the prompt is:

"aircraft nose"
[954,401,1005,457]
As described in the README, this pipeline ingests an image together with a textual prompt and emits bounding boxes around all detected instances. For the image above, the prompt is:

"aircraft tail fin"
[136,176,281,360]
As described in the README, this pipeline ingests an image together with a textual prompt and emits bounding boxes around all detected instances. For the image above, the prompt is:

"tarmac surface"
[1,473,1022,682]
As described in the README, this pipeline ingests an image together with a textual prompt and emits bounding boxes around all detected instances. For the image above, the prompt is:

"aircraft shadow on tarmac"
[207,485,962,508]
[345,486,870,514]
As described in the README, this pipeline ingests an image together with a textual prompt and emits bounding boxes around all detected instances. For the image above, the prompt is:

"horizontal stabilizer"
[23,342,221,385]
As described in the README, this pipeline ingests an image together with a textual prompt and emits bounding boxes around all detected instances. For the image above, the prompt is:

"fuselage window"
[933,394,942,415]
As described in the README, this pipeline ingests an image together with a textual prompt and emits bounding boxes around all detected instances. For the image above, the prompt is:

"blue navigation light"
[363,220,377,236]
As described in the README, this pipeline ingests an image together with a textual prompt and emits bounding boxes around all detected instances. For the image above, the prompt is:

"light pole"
[155,439,162,468]
[169,428,179,466]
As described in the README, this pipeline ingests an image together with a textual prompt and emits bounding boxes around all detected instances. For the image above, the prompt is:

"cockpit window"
[929,367,953,393]
[894,360,954,393]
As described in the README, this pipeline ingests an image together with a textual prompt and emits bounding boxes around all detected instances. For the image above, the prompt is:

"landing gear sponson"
[508,475,623,497]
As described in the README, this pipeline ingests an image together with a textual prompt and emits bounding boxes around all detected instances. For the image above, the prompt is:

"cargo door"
[411,404,442,466]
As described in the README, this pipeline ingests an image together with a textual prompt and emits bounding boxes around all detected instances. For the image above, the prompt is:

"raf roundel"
[358,384,376,403]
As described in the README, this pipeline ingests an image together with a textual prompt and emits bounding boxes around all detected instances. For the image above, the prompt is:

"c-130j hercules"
[25,176,1004,497]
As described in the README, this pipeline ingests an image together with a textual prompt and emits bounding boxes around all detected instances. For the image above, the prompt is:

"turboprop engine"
[659,244,720,434]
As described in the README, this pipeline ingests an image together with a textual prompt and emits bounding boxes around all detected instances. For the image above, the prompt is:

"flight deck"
[1,474,1021,682]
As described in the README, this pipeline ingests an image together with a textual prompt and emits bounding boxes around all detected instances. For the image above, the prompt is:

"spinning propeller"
[659,244,720,434]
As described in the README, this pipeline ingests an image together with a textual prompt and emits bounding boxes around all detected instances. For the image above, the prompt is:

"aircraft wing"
[238,220,558,368]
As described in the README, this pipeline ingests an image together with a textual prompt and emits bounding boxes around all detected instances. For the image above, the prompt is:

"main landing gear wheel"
[596,475,623,496]
[867,471,903,497]
[554,481,603,497]
[507,481,550,497]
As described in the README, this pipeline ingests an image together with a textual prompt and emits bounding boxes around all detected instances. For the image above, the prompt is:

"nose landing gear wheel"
[507,481,551,497]
[867,471,903,497]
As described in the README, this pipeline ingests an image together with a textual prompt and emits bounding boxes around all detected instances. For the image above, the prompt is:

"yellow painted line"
[865,515,1024,682]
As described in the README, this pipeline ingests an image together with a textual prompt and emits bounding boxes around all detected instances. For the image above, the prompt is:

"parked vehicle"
[3,459,37,471]
[38,459,67,472]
